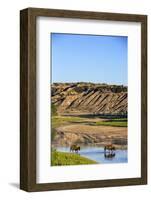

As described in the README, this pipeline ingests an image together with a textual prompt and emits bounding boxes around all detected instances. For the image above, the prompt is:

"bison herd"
[70,144,116,158]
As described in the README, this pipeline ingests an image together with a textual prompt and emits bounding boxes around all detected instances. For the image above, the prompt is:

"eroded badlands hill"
[51,83,127,115]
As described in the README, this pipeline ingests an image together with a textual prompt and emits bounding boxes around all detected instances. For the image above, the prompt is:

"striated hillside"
[51,83,127,115]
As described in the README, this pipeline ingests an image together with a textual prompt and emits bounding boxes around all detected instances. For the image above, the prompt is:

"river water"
[56,146,128,164]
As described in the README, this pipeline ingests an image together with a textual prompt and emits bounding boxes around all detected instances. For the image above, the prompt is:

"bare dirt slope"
[53,124,127,148]
[52,82,127,115]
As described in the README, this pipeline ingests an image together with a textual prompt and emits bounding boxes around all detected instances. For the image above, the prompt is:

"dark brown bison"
[104,144,116,153]
[70,144,80,153]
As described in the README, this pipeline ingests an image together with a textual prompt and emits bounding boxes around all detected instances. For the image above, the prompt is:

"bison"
[70,144,80,153]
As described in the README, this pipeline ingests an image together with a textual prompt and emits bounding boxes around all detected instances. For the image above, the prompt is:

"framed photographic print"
[20,8,147,192]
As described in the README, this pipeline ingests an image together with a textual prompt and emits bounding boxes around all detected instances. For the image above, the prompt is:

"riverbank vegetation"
[51,150,97,166]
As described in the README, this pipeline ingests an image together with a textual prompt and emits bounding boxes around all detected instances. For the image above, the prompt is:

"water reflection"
[104,152,116,160]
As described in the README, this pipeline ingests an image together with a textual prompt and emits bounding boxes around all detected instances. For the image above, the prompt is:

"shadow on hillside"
[63,113,127,119]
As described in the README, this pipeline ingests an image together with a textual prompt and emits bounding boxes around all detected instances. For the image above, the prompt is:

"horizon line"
[51,81,128,87]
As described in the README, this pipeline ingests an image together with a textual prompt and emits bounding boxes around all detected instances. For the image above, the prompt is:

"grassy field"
[52,116,85,128]
[51,150,97,166]
[95,118,127,127]
[52,116,127,128]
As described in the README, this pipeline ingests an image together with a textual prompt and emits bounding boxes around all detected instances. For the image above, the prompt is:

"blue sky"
[51,33,127,85]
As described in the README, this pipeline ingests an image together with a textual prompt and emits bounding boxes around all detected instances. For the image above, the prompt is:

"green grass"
[52,116,127,128]
[95,118,127,127]
[51,150,97,166]
[108,118,127,121]
[52,116,85,128]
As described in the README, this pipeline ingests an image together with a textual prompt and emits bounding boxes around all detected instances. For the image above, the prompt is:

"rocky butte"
[51,82,127,116]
